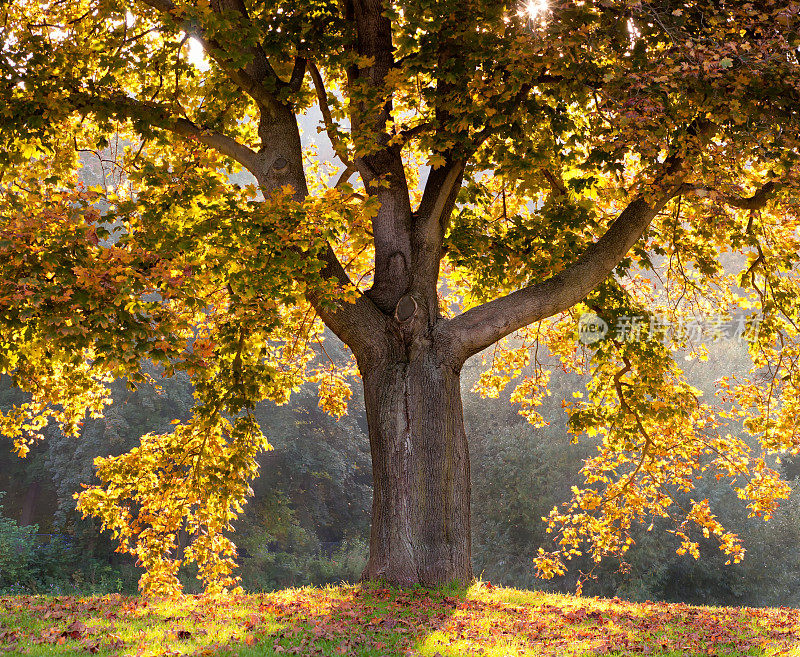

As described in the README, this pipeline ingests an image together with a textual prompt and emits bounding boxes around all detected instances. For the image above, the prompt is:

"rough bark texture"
[358,331,472,585]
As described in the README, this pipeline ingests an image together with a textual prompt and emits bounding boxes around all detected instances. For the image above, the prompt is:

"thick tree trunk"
[359,339,472,586]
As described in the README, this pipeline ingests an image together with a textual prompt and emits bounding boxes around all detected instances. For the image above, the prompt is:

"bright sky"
[186,37,210,71]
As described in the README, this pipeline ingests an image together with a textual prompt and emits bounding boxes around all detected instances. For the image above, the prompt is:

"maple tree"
[1,0,799,595]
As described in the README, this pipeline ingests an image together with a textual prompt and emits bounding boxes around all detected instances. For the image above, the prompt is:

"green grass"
[1,583,799,656]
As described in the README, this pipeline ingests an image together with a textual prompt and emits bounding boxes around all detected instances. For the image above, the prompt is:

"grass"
[1,582,799,656]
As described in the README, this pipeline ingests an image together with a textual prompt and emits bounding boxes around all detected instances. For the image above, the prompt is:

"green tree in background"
[5,338,800,605]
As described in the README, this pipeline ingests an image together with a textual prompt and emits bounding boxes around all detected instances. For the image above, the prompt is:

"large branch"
[416,159,466,234]
[442,194,673,365]
[344,0,414,314]
[69,89,262,178]
[308,246,392,363]
[136,0,283,112]
[209,0,277,83]
[71,88,382,357]
[410,80,533,315]
[411,158,465,313]
[682,180,778,210]
[308,61,354,169]
[440,115,718,364]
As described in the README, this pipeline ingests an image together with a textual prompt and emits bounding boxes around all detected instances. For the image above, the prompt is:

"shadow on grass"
[231,582,470,656]
[2,585,800,656]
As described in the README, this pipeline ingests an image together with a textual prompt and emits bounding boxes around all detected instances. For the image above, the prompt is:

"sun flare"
[186,36,210,72]
[524,0,549,20]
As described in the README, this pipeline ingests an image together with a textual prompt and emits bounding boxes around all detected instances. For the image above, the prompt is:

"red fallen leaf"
[244,634,258,646]
[564,609,588,622]
[37,627,59,644]
[106,634,125,649]
[61,620,89,639]
[243,613,261,630]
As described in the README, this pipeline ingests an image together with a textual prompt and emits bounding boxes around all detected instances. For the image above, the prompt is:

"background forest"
[3,328,800,607]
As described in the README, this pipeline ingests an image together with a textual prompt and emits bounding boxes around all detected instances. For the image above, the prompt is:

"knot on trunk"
[393,293,427,360]
[394,294,418,323]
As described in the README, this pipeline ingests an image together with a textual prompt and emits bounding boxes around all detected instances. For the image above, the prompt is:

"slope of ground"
[1,583,799,656]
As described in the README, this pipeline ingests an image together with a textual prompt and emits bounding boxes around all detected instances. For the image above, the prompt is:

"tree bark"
[358,327,472,586]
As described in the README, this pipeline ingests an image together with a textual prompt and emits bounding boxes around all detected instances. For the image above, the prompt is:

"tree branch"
[681,180,778,210]
[436,117,714,362]
[344,0,414,314]
[173,118,260,172]
[308,61,354,168]
[442,193,678,365]
[96,95,383,359]
[288,56,307,93]
[408,82,533,310]
[411,158,465,316]
[136,0,283,111]
[470,83,531,149]
[416,159,465,232]
[307,245,390,363]
[542,168,568,197]
[70,89,261,176]
[398,122,433,143]
[335,164,357,188]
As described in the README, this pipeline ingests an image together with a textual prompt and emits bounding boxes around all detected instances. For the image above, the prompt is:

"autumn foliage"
[1,0,800,593]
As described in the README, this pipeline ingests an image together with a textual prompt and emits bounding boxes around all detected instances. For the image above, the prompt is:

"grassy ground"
[1,582,799,656]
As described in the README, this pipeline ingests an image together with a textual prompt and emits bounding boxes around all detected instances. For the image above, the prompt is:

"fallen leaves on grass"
[1,585,799,656]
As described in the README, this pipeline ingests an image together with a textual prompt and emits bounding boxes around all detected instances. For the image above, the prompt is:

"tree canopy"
[1,0,799,594]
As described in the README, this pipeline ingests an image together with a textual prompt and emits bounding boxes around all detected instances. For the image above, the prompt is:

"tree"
[1,0,799,594]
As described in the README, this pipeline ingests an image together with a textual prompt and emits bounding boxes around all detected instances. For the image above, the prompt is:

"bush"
[237,538,368,592]
[0,492,134,595]
[0,492,38,593]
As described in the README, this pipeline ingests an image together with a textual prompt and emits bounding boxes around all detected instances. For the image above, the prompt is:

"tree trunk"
[359,336,472,586]
[20,481,40,526]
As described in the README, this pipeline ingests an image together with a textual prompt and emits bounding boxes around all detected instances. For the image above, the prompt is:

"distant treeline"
[3,336,800,606]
